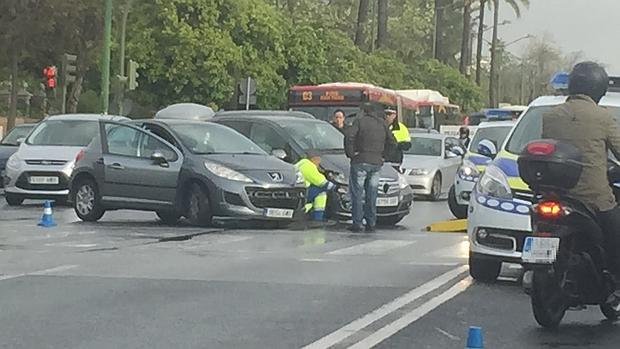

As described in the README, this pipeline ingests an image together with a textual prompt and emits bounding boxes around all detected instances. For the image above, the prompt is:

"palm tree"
[355,0,370,49]
[489,0,530,107]
[459,0,473,75]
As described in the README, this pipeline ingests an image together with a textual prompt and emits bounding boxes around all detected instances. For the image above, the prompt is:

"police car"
[467,73,620,282]
[448,120,516,218]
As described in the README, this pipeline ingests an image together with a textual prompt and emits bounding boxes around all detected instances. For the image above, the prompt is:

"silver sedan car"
[400,132,464,201]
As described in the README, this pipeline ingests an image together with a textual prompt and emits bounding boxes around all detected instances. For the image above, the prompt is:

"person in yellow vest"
[384,109,411,169]
[296,150,337,221]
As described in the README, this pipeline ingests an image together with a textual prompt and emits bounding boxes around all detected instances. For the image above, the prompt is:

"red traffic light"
[43,65,57,79]
[43,65,57,89]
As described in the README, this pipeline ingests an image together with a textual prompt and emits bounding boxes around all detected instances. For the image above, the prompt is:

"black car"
[70,119,306,226]
[213,112,414,225]
[0,123,35,189]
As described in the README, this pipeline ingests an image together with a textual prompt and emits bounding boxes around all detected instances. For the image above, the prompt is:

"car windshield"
[170,123,266,155]
[506,105,620,154]
[470,126,512,153]
[279,120,344,151]
[1,125,33,145]
[407,137,442,156]
[26,120,99,146]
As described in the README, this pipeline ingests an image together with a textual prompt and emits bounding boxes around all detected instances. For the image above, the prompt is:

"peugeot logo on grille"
[269,172,283,182]
[383,183,390,194]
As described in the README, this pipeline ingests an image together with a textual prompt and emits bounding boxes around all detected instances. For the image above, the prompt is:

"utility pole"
[432,0,440,59]
[101,0,113,114]
[489,0,499,108]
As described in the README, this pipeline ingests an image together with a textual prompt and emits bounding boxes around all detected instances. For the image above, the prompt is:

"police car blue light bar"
[550,72,569,91]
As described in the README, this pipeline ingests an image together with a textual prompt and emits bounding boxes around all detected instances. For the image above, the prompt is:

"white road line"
[300,265,468,349]
[0,264,78,281]
[348,277,472,349]
[405,262,460,267]
[327,240,415,256]
[299,258,340,263]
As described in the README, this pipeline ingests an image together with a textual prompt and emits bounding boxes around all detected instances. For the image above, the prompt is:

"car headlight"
[458,160,479,179]
[398,174,409,189]
[204,161,253,183]
[6,153,22,170]
[477,165,511,199]
[296,171,305,184]
[326,171,347,185]
[408,168,429,176]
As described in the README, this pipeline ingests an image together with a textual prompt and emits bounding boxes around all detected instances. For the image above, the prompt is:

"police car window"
[506,106,620,154]
[470,126,512,152]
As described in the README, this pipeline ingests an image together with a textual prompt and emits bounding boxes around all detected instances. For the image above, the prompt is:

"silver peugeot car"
[69,119,306,226]
[3,114,127,205]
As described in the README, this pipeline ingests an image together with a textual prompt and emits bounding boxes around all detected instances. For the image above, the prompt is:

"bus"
[396,89,461,130]
[288,82,419,123]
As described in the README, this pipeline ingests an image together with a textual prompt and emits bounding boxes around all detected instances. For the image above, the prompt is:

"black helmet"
[568,62,609,103]
[459,126,470,137]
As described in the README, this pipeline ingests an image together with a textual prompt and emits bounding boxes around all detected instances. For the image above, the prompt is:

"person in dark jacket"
[542,61,620,310]
[344,102,397,232]
[331,109,346,133]
[459,126,471,149]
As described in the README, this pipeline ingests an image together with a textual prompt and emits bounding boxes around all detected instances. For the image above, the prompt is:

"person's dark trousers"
[350,162,382,228]
[598,205,620,289]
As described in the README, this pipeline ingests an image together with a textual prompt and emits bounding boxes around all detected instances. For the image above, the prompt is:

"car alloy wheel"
[76,184,95,216]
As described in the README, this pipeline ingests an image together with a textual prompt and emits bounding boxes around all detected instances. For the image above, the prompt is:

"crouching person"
[296,150,337,221]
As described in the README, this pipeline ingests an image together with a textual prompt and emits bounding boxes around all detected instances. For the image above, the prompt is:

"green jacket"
[542,95,620,211]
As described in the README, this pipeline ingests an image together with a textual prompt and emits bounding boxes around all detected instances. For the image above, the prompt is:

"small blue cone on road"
[466,326,483,349]
[38,200,56,227]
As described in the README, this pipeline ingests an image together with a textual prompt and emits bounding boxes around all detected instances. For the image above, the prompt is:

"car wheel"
[186,183,212,227]
[73,178,105,222]
[448,185,468,219]
[428,173,442,201]
[469,252,501,283]
[5,193,24,206]
[156,210,181,225]
[377,215,404,226]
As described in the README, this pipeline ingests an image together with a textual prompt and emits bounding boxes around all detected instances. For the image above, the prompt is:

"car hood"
[318,153,399,183]
[401,155,443,170]
[0,145,19,161]
[199,153,298,185]
[15,145,84,161]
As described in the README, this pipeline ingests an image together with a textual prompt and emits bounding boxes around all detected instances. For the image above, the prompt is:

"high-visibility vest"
[391,122,411,143]
[295,158,328,188]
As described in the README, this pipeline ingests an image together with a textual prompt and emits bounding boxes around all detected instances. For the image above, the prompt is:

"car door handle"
[96,158,104,165]
[108,163,124,170]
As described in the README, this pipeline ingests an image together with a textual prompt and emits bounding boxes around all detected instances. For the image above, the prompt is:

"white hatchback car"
[3,114,127,205]
[467,93,620,282]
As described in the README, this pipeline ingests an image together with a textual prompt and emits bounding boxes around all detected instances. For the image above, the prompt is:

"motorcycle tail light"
[535,200,564,219]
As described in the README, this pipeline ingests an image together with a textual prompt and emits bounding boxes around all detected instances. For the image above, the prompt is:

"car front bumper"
[4,164,72,199]
[467,189,532,262]
[405,174,434,196]
[328,184,414,220]
[453,176,477,206]
[209,181,307,221]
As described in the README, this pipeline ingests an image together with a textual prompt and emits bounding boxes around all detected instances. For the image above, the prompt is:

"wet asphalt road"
[1,198,619,348]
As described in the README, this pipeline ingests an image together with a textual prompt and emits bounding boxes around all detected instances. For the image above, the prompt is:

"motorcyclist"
[542,61,620,309]
[459,126,471,149]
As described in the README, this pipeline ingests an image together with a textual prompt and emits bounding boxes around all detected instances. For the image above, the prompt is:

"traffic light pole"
[101,0,113,114]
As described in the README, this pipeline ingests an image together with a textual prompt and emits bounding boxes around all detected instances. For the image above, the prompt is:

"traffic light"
[62,53,77,84]
[43,65,57,89]
[128,60,139,90]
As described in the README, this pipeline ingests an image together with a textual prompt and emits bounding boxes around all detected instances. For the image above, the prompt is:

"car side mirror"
[445,150,458,159]
[272,149,287,160]
[477,139,497,159]
[16,137,25,146]
[151,152,169,167]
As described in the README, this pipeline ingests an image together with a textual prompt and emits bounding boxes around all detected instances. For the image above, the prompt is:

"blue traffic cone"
[466,326,483,349]
[38,200,56,227]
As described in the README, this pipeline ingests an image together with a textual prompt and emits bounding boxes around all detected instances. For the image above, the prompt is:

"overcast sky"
[492,0,620,73]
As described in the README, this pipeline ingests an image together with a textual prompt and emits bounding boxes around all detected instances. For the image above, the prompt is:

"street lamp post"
[101,0,113,114]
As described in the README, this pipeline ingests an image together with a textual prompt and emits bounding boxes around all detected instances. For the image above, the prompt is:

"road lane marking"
[300,265,468,349]
[0,264,78,281]
[348,277,472,349]
[327,240,415,256]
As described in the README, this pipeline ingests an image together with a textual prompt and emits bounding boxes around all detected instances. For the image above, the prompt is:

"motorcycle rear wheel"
[531,270,567,329]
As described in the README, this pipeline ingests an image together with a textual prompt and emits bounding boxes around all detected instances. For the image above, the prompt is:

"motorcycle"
[517,139,620,328]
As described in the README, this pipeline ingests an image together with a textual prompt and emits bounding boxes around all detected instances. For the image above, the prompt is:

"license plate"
[29,176,59,185]
[377,197,399,207]
[522,237,560,264]
[265,208,294,219]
